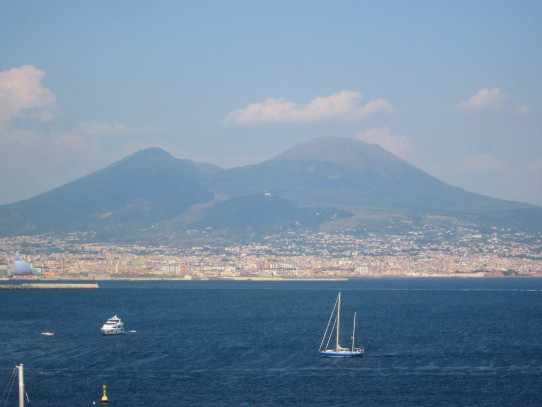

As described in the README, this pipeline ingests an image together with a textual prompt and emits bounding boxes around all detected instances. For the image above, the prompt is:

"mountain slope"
[206,137,542,229]
[0,137,541,237]
[0,148,214,235]
[198,193,352,231]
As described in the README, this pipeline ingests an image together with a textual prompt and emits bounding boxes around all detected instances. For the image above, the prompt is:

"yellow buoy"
[101,384,108,403]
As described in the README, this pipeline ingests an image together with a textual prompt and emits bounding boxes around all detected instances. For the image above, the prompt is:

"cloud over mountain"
[457,87,506,112]
[223,90,394,125]
[356,126,415,161]
[0,65,56,131]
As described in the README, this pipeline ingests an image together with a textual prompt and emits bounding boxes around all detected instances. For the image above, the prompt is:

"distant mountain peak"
[135,146,170,155]
[119,147,221,174]
[273,136,418,175]
[121,147,172,161]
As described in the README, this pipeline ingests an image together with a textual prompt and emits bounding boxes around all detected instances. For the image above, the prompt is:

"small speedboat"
[41,331,55,336]
[101,315,124,335]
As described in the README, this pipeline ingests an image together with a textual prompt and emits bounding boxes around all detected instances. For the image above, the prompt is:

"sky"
[1,1,541,207]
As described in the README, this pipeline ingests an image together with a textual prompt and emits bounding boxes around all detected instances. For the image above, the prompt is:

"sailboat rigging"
[319,292,364,357]
[0,364,29,407]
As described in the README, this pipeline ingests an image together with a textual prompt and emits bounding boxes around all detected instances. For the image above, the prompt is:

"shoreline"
[1,274,540,283]
[0,282,99,289]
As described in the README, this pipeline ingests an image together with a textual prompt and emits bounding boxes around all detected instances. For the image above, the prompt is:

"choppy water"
[1,278,541,406]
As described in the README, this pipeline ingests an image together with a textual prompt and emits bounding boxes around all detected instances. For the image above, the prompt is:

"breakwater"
[0,283,99,289]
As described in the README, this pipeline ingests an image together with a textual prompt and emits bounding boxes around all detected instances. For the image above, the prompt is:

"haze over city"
[1,1,541,207]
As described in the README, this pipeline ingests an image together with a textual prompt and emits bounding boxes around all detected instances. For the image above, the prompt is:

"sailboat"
[319,292,364,357]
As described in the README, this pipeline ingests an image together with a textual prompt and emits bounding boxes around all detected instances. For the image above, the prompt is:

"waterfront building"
[13,252,34,276]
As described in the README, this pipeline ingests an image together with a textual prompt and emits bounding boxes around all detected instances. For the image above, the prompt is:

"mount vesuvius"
[1,137,540,238]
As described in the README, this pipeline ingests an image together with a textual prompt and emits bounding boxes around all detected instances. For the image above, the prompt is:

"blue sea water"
[1,278,541,406]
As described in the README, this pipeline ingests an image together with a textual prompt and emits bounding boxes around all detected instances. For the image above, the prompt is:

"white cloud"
[356,126,415,160]
[223,90,394,125]
[0,66,84,153]
[456,153,499,171]
[457,87,506,112]
[0,65,56,130]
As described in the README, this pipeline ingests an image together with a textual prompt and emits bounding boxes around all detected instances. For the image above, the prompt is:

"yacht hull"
[320,350,363,358]
[101,328,124,335]
[101,315,124,335]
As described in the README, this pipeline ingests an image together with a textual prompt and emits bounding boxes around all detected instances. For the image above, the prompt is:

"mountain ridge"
[0,137,540,238]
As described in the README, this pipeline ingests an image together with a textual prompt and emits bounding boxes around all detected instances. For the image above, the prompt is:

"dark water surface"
[1,278,541,406]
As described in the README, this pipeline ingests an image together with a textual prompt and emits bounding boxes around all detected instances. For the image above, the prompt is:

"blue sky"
[1,1,541,206]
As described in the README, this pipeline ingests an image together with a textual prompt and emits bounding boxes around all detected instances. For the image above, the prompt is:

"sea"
[0,278,541,406]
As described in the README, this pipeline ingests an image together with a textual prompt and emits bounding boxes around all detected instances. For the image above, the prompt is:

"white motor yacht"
[101,315,124,335]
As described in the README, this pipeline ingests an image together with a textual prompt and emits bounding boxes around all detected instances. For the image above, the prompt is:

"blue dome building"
[13,252,33,276]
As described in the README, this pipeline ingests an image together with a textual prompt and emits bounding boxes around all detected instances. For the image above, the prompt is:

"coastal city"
[1,224,541,280]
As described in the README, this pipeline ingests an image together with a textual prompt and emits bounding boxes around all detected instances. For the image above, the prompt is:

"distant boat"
[101,315,124,335]
[319,292,364,357]
[41,331,55,336]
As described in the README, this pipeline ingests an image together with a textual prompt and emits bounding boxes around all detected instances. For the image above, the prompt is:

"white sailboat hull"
[320,347,364,357]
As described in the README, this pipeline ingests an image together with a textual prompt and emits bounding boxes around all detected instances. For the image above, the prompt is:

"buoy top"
[101,385,108,403]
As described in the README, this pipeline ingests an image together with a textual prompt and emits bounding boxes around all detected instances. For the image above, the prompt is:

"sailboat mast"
[352,312,357,351]
[336,292,341,350]
[17,364,24,407]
